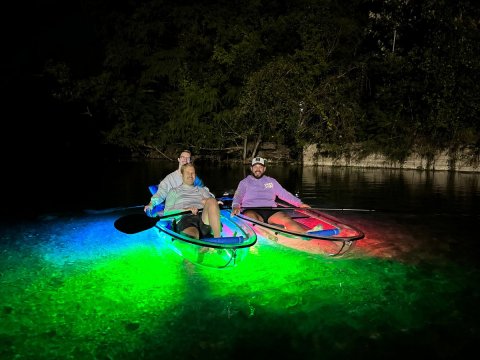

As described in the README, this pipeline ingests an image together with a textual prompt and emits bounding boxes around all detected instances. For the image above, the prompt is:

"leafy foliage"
[364,0,480,159]
[45,0,480,161]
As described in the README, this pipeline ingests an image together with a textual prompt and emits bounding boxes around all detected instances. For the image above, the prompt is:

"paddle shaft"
[234,206,375,212]
[154,209,203,219]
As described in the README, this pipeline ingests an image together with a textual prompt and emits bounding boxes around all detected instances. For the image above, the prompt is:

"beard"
[252,172,264,179]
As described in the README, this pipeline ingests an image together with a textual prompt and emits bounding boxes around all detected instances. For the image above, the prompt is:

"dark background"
[2,1,110,217]
[2,1,479,220]
[3,1,102,157]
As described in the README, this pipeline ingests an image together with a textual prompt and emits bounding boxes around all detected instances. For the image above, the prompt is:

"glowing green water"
[1,210,479,359]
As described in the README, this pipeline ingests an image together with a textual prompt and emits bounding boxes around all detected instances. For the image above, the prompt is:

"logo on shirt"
[264,182,273,189]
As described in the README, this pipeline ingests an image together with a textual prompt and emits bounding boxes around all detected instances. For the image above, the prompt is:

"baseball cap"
[251,157,266,166]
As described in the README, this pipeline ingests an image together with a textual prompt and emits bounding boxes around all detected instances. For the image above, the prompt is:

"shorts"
[176,214,212,238]
[243,209,280,223]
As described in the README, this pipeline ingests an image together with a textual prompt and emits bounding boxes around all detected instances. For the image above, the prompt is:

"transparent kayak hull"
[155,209,257,268]
[234,207,365,257]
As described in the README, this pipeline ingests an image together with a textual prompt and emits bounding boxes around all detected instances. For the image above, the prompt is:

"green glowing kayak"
[155,209,257,268]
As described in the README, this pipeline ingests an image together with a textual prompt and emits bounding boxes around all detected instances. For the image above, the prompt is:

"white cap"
[251,157,266,166]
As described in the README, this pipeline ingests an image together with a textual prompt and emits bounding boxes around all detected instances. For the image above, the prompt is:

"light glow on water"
[1,209,479,359]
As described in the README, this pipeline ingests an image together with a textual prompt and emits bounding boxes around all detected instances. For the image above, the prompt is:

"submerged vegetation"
[45,0,480,162]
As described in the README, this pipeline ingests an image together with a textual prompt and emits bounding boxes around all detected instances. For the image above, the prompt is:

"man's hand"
[299,203,311,208]
[231,206,241,216]
[187,207,199,215]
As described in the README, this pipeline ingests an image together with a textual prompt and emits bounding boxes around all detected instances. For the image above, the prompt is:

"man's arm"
[151,172,178,205]
[231,181,246,215]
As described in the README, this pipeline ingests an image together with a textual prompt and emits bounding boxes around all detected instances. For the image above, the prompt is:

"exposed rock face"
[303,144,480,173]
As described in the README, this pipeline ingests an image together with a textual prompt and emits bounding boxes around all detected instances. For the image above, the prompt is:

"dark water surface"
[1,160,479,359]
[8,159,480,217]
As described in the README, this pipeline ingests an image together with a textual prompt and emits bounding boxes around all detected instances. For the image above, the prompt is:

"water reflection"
[298,167,479,215]
[5,160,479,219]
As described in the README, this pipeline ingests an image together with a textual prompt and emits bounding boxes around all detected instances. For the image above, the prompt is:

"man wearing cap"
[231,157,311,232]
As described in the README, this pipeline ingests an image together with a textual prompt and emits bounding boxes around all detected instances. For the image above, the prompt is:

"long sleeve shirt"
[150,170,204,206]
[164,184,213,213]
[232,175,303,208]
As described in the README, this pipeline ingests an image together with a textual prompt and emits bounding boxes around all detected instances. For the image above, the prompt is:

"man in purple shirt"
[231,157,312,232]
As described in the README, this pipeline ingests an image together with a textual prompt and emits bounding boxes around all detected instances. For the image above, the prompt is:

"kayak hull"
[155,209,257,268]
[234,207,364,257]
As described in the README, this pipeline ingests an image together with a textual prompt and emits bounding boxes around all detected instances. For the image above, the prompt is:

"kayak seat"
[289,215,309,219]
[149,185,158,195]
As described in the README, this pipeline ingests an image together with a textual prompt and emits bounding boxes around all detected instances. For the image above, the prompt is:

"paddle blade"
[114,213,159,234]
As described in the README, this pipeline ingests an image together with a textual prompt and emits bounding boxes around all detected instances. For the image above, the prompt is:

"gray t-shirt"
[164,184,213,213]
[150,170,207,206]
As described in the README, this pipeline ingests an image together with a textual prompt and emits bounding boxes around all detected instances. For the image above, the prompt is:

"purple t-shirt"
[232,175,303,208]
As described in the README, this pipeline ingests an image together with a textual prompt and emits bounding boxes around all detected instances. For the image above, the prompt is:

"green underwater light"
[1,213,479,359]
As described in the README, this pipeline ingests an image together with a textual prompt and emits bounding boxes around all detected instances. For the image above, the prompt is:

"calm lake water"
[1,160,479,359]
[8,159,480,217]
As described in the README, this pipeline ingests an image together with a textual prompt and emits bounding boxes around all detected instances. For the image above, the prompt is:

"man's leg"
[177,215,200,239]
[202,198,221,237]
[242,210,263,222]
[268,212,308,232]
[181,226,200,239]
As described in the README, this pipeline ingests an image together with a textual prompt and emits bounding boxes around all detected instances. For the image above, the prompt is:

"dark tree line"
[44,0,480,162]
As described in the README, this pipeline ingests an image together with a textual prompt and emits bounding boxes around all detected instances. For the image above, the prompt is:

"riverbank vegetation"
[45,0,479,163]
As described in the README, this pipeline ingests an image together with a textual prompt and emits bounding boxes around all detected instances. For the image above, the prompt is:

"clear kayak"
[155,209,257,268]
[232,206,365,257]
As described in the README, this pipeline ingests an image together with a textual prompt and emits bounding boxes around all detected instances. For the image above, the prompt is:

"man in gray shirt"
[144,149,204,216]
[165,163,221,239]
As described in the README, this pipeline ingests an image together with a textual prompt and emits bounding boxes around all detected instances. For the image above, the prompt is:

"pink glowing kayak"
[230,202,365,256]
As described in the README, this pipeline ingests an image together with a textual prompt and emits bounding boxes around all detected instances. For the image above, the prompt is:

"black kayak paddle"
[114,210,198,235]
